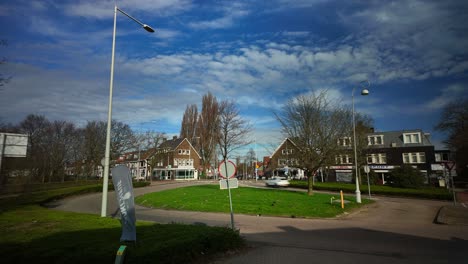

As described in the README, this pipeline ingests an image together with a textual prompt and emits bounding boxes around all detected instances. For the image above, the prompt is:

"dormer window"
[368,135,384,145]
[338,137,352,146]
[403,132,421,144]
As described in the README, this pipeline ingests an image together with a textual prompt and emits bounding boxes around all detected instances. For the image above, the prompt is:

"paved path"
[49,180,468,263]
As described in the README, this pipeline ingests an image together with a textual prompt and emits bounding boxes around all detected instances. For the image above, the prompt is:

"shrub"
[388,165,425,188]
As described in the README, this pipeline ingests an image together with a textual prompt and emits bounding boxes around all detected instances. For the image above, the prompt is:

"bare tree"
[110,120,135,158]
[217,100,253,163]
[275,91,353,195]
[197,92,220,176]
[44,120,77,182]
[134,130,166,178]
[246,148,256,177]
[83,121,106,178]
[436,98,468,178]
[18,114,51,183]
[180,104,198,140]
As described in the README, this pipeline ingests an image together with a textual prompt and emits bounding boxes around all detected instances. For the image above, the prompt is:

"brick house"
[151,136,201,180]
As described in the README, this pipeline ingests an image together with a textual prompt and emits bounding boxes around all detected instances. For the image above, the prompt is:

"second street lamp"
[352,81,369,204]
[101,5,155,217]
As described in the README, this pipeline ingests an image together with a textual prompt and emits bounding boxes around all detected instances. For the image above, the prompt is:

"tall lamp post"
[352,81,369,204]
[101,5,154,217]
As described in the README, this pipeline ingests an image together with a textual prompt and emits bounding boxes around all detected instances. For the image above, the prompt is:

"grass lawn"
[289,180,453,200]
[136,185,371,218]
[0,183,244,263]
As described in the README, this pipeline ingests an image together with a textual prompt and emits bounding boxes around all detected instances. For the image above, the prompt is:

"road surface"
[49,181,468,263]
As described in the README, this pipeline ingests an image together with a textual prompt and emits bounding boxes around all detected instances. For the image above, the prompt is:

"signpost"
[363,165,371,199]
[218,160,237,230]
[443,161,456,205]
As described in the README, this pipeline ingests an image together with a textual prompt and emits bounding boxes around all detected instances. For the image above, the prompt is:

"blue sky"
[0,0,467,159]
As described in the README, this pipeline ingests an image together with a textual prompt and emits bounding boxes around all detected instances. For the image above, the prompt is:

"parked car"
[265,177,290,187]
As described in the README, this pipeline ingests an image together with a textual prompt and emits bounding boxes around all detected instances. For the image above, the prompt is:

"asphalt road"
[49,181,468,263]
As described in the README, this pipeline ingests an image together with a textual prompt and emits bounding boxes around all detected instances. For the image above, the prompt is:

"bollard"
[340,190,344,209]
[115,245,127,264]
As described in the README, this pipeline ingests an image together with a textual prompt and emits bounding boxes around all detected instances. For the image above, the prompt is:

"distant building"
[264,138,305,180]
[329,129,435,184]
[150,136,201,180]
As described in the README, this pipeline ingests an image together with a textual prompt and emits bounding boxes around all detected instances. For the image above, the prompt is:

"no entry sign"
[218,160,237,179]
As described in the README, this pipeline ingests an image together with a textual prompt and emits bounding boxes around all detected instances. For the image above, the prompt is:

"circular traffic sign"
[218,160,237,179]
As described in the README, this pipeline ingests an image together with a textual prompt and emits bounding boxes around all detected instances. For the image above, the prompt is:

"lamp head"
[361,89,369,96]
[143,24,155,33]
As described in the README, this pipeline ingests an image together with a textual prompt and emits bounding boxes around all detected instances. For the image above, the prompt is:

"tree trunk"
[307,175,314,195]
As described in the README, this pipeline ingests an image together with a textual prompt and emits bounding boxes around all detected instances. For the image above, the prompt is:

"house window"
[278,159,298,166]
[368,135,384,145]
[338,137,352,146]
[367,153,387,164]
[402,152,426,164]
[282,149,293,155]
[403,133,421,144]
[335,155,353,164]
[178,149,191,155]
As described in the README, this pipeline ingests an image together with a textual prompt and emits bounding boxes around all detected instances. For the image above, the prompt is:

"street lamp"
[101,5,154,217]
[352,81,369,204]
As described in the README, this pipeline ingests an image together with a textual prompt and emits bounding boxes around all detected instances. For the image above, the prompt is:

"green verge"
[136,185,371,218]
[289,181,452,200]
[0,182,245,263]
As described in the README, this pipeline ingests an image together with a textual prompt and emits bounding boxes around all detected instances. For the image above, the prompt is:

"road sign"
[219,178,239,189]
[218,160,237,179]
[363,165,370,173]
[443,161,455,171]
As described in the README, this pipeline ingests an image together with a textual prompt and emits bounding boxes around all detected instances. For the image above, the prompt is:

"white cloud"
[188,2,250,29]
[65,0,193,19]
[423,84,468,110]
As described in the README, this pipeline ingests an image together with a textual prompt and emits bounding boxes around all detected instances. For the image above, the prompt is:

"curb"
[434,205,468,225]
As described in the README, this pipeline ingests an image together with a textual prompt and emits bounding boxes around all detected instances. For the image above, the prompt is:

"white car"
[265,177,290,187]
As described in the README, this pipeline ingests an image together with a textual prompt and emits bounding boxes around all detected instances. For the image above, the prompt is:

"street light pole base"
[355,190,362,203]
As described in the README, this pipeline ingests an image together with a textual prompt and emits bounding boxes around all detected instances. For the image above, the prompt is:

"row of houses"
[266,129,455,185]
[66,129,455,185]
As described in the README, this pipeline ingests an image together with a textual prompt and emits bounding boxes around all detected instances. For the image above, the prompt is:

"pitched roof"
[367,129,433,148]
[158,137,185,150]
[270,138,299,158]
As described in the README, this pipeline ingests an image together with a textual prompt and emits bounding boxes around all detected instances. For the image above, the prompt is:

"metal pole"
[224,159,235,230]
[367,171,371,199]
[352,88,362,203]
[101,5,117,217]
[450,169,456,205]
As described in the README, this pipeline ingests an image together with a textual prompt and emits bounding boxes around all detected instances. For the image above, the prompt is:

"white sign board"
[219,178,239,189]
[0,133,28,157]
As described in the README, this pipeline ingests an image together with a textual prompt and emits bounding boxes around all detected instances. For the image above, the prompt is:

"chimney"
[173,135,177,140]
[369,127,375,133]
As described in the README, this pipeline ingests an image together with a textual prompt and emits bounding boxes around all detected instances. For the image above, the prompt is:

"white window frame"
[282,149,293,155]
[338,137,352,147]
[335,154,353,165]
[403,132,421,144]
[402,152,426,164]
[178,149,191,155]
[368,135,384,145]
[367,153,387,164]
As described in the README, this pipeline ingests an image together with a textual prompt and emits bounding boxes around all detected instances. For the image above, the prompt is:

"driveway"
[50,180,468,263]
